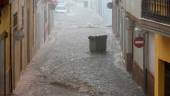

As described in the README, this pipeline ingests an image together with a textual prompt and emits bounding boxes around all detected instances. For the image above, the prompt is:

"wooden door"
[27,8,30,63]
[165,63,170,96]
[0,32,7,96]
[11,12,22,89]
[0,31,11,96]
[0,6,12,96]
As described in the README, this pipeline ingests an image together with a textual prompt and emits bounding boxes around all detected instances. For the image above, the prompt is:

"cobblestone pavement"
[14,1,145,96]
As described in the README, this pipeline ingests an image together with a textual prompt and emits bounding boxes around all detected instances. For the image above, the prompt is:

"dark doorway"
[12,12,22,90]
[0,33,6,96]
[27,8,30,63]
[165,62,170,96]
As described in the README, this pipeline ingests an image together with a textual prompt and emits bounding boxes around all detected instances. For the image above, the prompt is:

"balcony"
[142,0,170,24]
[0,0,9,7]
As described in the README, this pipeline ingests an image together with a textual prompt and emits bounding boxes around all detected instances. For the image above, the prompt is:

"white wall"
[149,33,155,75]
[89,0,99,12]
[74,0,112,26]
[36,0,45,49]
[133,29,144,69]
[122,0,142,19]
[99,0,112,26]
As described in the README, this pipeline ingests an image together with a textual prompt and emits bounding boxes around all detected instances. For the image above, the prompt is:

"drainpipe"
[143,30,149,94]
[9,2,13,93]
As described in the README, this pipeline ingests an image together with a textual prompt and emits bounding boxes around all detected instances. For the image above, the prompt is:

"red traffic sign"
[134,37,144,48]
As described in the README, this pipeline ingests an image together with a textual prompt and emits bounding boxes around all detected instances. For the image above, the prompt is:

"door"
[0,31,10,96]
[27,8,30,63]
[165,62,170,96]
[11,12,22,89]
[0,32,6,96]
[126,20,134,73]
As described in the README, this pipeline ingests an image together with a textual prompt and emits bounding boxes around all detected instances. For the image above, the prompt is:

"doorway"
[27,8,30,63]
[0,33,6,96]
[158,60,170,96]
[11,12,22,89]
[165,62,170,96]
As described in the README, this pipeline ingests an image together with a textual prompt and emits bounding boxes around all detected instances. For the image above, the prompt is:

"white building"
[74,0,112,26]
[98,0,112,26]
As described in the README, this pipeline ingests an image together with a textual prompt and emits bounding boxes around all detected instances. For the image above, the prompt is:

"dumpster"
[88,35,107,53]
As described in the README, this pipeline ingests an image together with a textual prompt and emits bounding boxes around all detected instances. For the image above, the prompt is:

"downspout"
[141,0,149,94]
[143,31,149,94]
[9,2,12,93]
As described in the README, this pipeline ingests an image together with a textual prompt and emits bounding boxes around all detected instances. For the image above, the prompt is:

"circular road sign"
[134,36,144,48]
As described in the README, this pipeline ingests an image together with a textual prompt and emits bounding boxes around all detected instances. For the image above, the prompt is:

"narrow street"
[13,1,144,96]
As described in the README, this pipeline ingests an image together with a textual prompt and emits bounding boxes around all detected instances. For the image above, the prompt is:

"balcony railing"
[142,0,170,24]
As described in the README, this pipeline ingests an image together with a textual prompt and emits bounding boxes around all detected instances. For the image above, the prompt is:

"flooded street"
[13,1,144,96]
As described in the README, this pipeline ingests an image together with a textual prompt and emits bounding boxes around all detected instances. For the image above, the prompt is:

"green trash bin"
[88,35,107,52]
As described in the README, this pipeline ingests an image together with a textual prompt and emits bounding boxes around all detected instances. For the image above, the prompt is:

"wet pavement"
[13,1,145,96]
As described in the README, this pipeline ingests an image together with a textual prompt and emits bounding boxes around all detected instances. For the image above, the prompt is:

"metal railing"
[142,0,170,24]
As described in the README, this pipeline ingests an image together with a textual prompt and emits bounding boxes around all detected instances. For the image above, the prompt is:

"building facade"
[98,0,112,26]
[0,0,50,95]
[0,1,11,95]
[113,0,170,96]
[74,0,112,26]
